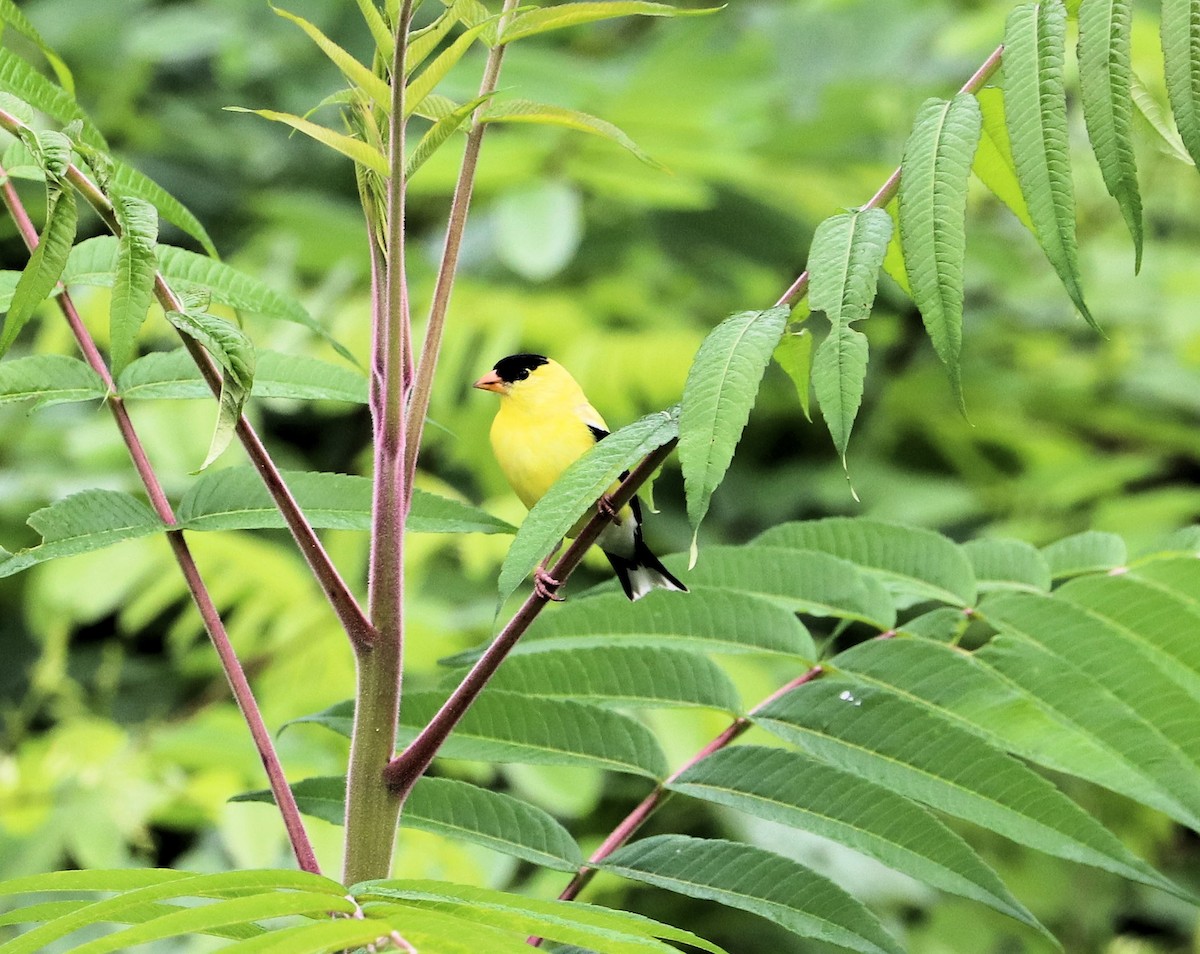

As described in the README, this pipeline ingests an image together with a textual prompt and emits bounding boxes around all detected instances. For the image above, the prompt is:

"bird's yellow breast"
[490,399,598,510]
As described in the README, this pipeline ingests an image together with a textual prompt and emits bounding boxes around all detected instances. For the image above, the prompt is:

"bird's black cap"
[492,353,548,383]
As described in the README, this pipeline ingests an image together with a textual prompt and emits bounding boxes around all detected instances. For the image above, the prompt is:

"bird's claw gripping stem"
[598,493,620,523]
[534,567,564,602]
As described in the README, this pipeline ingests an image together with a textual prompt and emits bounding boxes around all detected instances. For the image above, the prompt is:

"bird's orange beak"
[473,370,505,393]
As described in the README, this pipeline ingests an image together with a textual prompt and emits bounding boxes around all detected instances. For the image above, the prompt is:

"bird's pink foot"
[534,567,564,602]
[598,494,621,523]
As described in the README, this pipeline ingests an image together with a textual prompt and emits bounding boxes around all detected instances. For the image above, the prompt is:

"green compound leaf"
[899,94,981,407]
[602,835,904,954]
[176,464,514,534]
[679,308,788,562]
[0,490,165,579]
[497,407,678,605]
[1003,1,1095,328]
[807,209,891,460]
[1162,0,1200,170]
[233,775,582,872]
[0,353,106,407]
[1078,0,1142,270]
[109,195,159,375]
[670,746,1043,934]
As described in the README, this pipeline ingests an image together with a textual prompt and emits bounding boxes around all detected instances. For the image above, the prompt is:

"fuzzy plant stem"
[0,107,375,654]
[774,42,1005,308]
[402,0,521,496]
[342,0,416,887]
[537,665,826,925]
[0,171,320,875]
[383,438,679,797]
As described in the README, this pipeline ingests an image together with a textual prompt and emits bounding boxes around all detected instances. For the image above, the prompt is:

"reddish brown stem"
[0,171,320,875]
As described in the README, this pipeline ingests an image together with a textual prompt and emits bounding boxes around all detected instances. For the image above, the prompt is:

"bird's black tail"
[604,534,688,601]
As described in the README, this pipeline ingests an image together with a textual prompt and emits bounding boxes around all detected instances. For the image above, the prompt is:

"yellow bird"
[474,353,687,601]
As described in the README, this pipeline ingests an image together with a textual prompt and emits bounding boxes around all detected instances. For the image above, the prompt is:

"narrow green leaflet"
[1,174,77,356]
[118,348,367,403]
[655,545,897,629]
[670,746,1041,932]
[500,2,715,44]
[1040,529,1125,577]
[478,645,742,712]
[480,100,660,167]
[1003,1,1095,327]
[110,160,218,257]
[225,107,387,175]
[0,490,165,579]
[756,517,976,608]
[773,326,813,420]
[0,0,74,92]
[807,210,891,459]
[496,407,678,605]
[0,900,259,940]
[962,537,1051,593]
[1162,0,1200,169]
[0,869,191,897]
[899,94,981,405]
[974,87,1035,231]
[0,48,103,147]
[756,675,1176,894]
[233,775,582,872]
[503,587,816,659]
[1131,73,1195,166]
[406,7,458,76]
[1077,0,1142,269]
[294,690,669,778]
[405,19,495,118]
[109,195,159,375]
[0,354,106,407]
[408,95,491,178]
[164,309,255,470]
[272,5,390,111]
[62,237,349,358]
[679,308,788,562]
[176,465,514,534]
[602,835,904,954]
[356,881,726,954]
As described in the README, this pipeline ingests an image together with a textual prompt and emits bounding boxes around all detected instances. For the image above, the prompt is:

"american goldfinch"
[474,353,687,601]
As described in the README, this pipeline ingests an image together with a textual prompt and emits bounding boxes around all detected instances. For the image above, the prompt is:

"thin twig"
[0,106,376,654]
[401,0,522,499]
[383,438,679,796]
[0,170,320,875]
[774,43,1005,308]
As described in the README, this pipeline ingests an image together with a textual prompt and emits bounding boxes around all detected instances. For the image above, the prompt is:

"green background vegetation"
[2,0,1199,950]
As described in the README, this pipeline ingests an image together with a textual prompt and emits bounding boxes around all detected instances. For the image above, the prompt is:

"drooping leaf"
[272,5,390,111]
[118,348,367,403]
[1131,72,1195,166]
[176,465,514,534]
[807,209,891,458]
[233,775,582,872]
[0,0,74,93]
[356,880,726,954]
[0,490,164,579]
[773,326,813,420]
[973,86,1036,230]
[898,94,981,404]
[481,100,660,167]
[602,835,904,954]
[500,2,716,44]
[1077,0,1141,269]
[756,517,976,608]
[1040,529,1126,578]
[1161,0,1200,169]
[1003,1,1095,327]
[477,645,742,712]
[670,746,1042,933]
[294,690,669,778]
[0,354,106,407]
[962,537,1052,593]
[496,407,678,605]
[679,308,788,562]
[225,106,388,174]
[0,48,103,147]
[756,675,1175,894]
[164,309,255,470]
[1,160,77,356]
[109,195,159,375]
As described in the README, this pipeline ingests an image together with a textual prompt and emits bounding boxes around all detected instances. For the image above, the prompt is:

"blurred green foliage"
[1,0,1199,951]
